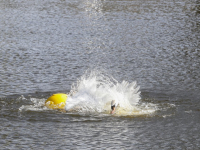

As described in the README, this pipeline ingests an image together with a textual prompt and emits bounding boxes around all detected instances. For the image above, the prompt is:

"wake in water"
[65,70,156,116]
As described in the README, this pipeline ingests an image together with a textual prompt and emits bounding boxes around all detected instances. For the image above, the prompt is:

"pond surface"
[0,0,200,149]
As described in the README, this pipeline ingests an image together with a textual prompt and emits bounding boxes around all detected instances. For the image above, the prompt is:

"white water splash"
[18,70,157,116]
[65,70,156,115]
[19,98,47,112]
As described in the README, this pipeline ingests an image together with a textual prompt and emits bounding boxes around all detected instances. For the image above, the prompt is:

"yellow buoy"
[45,93,67,109]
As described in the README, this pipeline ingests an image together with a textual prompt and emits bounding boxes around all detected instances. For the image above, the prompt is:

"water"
[0,0,200,149]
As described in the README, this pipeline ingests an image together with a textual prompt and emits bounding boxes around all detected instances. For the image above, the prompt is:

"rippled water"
[0,0,200,149]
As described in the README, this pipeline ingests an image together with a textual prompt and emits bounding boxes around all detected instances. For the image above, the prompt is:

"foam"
[65,69,156,116]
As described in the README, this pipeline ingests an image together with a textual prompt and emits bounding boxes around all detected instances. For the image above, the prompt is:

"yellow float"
[45,93,67,109]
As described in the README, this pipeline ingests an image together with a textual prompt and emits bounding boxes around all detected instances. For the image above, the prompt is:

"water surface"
[0,0,200,149]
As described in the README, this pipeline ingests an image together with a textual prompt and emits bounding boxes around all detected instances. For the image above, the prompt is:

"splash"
[65,70,156,116]
[19,97,47,112]
[17,69,158,116]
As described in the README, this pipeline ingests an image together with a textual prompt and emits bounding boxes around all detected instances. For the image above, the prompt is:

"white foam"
[65,69,156,116]
[19,98,47,112]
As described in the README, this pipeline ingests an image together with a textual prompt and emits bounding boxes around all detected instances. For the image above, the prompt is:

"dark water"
[0,0,200,149]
